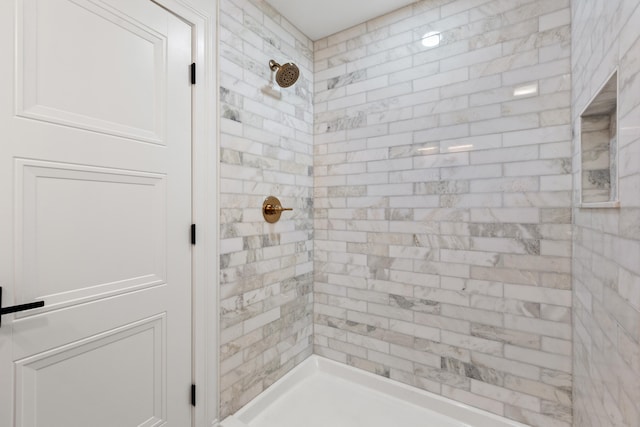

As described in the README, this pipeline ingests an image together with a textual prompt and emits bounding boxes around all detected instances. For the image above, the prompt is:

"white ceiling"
[265,0,419,41]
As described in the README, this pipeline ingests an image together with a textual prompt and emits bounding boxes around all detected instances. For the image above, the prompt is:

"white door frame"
[152,1,219,425]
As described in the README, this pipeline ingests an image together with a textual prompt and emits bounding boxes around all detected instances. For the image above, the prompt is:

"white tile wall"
[217,1,640,425]
[313,1,573,426]
[572,0,640,426]
[218,0,314,418]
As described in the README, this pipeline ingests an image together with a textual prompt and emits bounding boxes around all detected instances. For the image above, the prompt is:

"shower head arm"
[269,59,280,71]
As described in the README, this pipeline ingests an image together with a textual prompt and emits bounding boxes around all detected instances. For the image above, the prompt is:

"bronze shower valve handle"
[264,204,292,213]
[262,196,293,223]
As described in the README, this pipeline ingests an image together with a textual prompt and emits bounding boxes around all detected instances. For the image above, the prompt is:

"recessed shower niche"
[580,71,619,207]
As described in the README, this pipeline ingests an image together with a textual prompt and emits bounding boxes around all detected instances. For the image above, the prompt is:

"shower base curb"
[218,355,531,427]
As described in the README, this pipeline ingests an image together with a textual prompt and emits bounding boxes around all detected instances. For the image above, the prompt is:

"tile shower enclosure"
[219,0,640,426]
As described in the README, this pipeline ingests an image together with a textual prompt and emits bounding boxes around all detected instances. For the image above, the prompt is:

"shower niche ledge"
[579,71,620,208]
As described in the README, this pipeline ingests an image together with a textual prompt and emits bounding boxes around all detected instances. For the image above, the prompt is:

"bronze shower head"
[269,59,299,88]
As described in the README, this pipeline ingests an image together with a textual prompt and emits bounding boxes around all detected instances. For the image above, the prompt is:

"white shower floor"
[219,356,530,427]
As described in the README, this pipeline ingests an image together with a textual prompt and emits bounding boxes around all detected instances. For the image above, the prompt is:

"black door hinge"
[191,224,196,245]
[191,63,196,84]
[191,384,196,407]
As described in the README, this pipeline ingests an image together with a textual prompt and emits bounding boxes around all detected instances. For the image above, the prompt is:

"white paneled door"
[0,0,193,425]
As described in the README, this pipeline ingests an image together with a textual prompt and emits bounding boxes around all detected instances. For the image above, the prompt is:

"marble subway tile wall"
[572,0,640,426]
[313,1,573,426]
[218,0,314,417]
